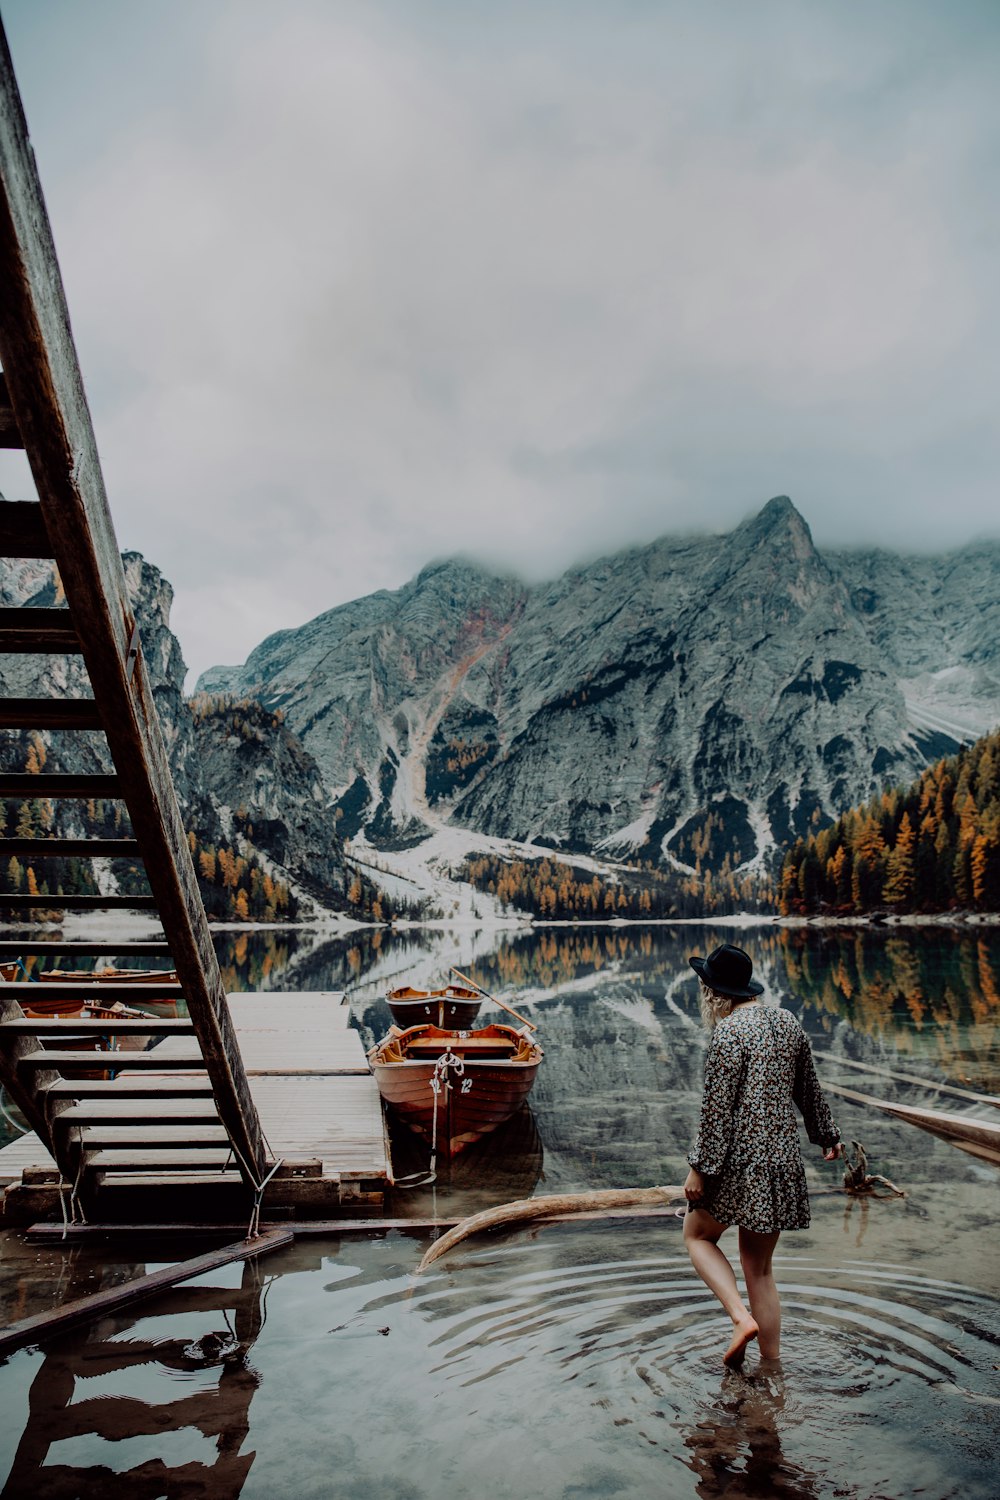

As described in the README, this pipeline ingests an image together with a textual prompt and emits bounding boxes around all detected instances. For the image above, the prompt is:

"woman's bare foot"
[723,1316,759,1368]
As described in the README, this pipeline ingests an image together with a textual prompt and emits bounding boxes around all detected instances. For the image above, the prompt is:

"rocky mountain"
[0,552,355,912]
[199,497,1000,875]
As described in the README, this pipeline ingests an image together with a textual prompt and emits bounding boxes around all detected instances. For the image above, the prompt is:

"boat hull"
[386,986,482,1031]
[370,1024,542,1159]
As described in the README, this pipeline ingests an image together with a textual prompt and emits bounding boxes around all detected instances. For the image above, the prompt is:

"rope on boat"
[394,1049,465,1191]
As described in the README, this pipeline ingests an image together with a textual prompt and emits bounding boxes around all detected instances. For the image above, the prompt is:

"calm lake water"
[0,923,998,1498]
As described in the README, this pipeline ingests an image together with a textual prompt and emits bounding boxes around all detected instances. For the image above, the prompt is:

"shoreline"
[2,910,996,937]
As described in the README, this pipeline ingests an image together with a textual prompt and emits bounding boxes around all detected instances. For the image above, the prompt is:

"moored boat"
[386,984,482,1030]
[369,1023,543,1159]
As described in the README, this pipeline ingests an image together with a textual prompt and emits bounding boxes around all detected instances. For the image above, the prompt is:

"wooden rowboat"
[36,966,177,984]
[386,984,482,1030]
[368,1023,543,1159]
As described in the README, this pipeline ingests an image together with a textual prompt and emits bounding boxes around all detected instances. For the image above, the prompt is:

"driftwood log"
[416,1185,684,1272]
[823,1082,1000,1167]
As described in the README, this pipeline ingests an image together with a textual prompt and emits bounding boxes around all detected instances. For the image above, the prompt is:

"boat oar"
[416,1185,684,1272]
[450,967,536,1031]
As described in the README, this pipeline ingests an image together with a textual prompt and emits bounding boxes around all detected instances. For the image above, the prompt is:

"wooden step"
[0,502,50,556]
[0,373,24,450]
[0,1017,192,1036]
[19,1047,204,1070]
[0,837,140,858]
[0,893,158,910]
[0,608,80,653]
[44,1076,214,1098]
[77,1125,230,1148]
[0,697,103,729]
[0,939,171,957]
[0,981,182,1002]
[0,772,117,796]
[84,1149,236,1171]
[55,1099,222,1124]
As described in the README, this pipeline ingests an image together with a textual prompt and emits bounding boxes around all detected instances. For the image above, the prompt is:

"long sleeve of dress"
[792,1031,839,1147]
[688,1024,744,1175]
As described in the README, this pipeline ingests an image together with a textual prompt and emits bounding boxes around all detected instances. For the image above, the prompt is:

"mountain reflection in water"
[0,922,996,1498]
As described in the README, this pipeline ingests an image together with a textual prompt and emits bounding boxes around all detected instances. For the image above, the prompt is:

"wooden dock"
[0,993,390,1219]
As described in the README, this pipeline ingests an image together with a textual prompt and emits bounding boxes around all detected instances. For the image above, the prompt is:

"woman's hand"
[684,1167,705,1203]
[823,1142,845,1161]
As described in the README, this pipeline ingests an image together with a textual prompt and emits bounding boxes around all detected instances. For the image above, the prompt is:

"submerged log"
[824,1081,1000,1167]
[416,1185,684,1272]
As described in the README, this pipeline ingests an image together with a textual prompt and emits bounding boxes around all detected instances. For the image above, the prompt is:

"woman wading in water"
[683,944,842,1368]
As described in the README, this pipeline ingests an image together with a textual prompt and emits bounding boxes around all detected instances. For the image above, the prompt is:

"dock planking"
[0,991,389,1203]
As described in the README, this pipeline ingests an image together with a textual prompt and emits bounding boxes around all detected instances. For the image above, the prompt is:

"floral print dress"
[687,1003,839,1233]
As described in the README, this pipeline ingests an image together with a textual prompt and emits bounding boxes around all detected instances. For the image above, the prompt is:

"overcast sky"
[1,1,998,685]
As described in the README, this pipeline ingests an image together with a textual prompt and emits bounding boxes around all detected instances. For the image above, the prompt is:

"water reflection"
[681,1365,821,1500]
[218,922,1000,1092]
[0,1249,286,1498]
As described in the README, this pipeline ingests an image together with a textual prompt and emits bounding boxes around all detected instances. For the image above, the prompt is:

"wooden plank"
[23,1219,441,1243]
[0,607,79,652]
[43,1076,213,1097]
[0,697,103,729]
[0,500,50,555]
[0,772,116,796]
[0,26,266,1183]
[56,1100,221,1124]
[1,981,182,1001]
[0,1228,293,1356]
[83,1149,236,1170]
[0,1017,192,1035]
[0,892,158,910]
[18,1047,205,1069]
[0,939,170,956]
[77,1125,229,1147]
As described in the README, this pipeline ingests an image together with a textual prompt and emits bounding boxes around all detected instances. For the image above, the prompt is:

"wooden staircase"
[0,23,269,1223]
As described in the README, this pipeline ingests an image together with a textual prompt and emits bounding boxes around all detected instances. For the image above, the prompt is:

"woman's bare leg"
[683,1207,759,1366]
[738,1227,781,1359]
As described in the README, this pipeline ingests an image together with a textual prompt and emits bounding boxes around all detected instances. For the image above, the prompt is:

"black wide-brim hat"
[688,943,764,998]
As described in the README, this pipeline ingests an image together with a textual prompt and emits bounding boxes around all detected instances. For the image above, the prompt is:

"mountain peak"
[739,495,816,556]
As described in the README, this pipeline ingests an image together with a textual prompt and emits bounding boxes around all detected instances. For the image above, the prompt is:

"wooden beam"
[0,607,80,652]
[77,1125,230,1147]
[0,26,266,1182]
[2,980,182,1001]
[0,697,103,729]
[43,1076,214,1098]
[0,367,22,446]
[55,1100,221,1124]
[0,938,170,954]
[0,892,158,909]
[0,772,118,796]
[0,837,140,857]
[0,1017,192,1035]
[19,1047,206,1070]
[0,1228,293,1356]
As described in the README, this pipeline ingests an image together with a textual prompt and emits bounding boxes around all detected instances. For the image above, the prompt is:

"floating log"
[416,1185,684,1272]
[823,1081,1000,1166]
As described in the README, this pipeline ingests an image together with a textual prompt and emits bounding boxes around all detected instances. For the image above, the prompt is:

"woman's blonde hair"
[699,980,734,1030]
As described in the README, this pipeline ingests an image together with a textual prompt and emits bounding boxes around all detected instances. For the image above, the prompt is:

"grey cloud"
[0,0,998,682]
